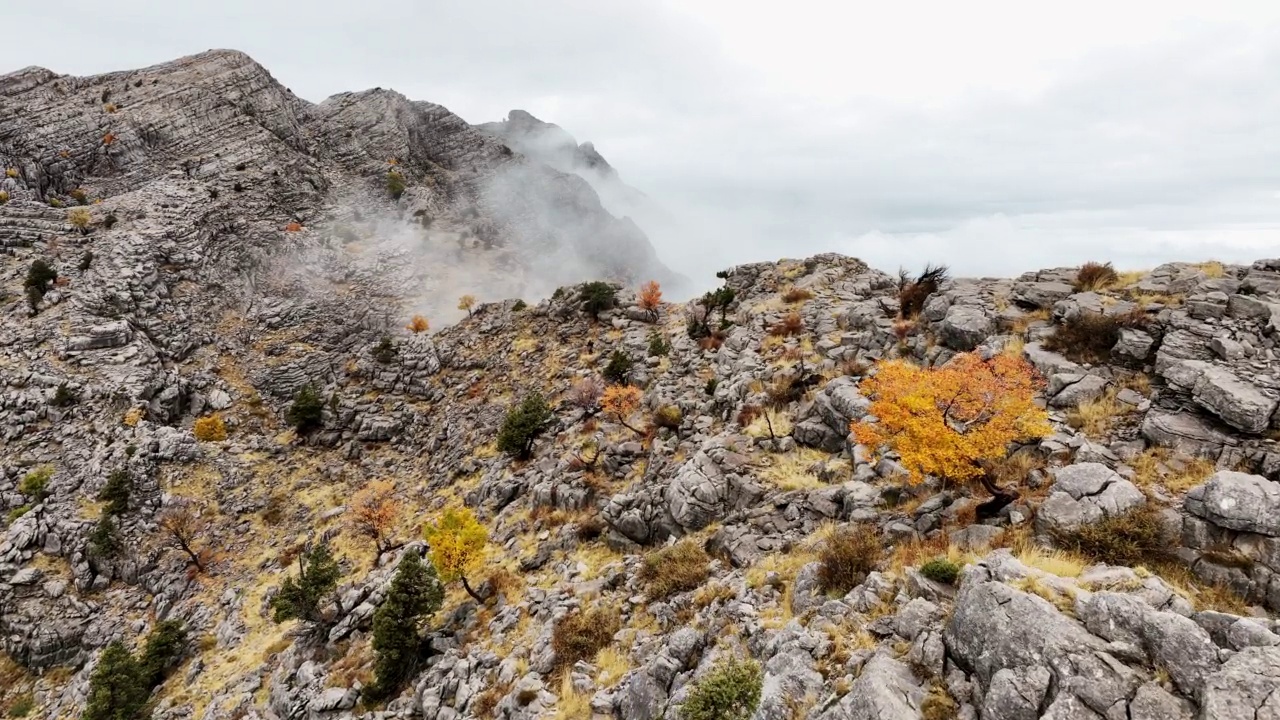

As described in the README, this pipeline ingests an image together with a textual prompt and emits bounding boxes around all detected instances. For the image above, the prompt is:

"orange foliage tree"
[458,294,476,317]
[602,385,644,434]
[406,315,429,333]
[348,480,401,554]
[285,221,303,232]
[638,280,663,321]
[851,352,1050,498]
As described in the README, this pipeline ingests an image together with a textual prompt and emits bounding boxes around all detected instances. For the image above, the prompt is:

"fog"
[3,1,1280,288]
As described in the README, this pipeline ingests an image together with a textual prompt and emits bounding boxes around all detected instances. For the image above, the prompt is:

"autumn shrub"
[640,540,711,599]
[406,315,429,333]
[69,188,90,205]
[779,284,814,305]
[348,480,401,554]
[1074,261,1119,292]
[458,294,476,317]
[0,191,9,205]
[898,264,949,319]
[603,350,635,385]
[679,656,762,720]
[1043,311,1146,365]
[769,311,804,337]
[423,507,489,602]
[918,557,961,585]
[284,221,303,232]
[638,280,663,319]
[602,385,644,433]
[851,352,1051,496]
[192,414,227,441]
[818,525,882,595]
[552,606,621,672]
[576,514,607,542]
[286,385,324,432]
[497,393,552,458]
[4,168,16,178]
[580,281,617,319]
[1050,504,1167,566]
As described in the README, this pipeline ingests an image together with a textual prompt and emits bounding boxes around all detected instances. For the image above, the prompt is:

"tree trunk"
[975,472,1018,521]
[460,575,484,603]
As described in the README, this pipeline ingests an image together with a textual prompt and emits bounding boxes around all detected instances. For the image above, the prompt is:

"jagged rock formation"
[0,50,1279,720]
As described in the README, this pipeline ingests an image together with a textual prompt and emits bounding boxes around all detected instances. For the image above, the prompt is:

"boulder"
[1035,463,1146,536]
[1140,409,1238,457]
[1184,471,1280,536]
[939,305,993,351]
[1192,367,1278,434]
[1198,646,1280,719]
[1048,373,1110,408]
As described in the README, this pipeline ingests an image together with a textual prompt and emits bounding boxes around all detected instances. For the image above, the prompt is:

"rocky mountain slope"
[1,51,1280,720]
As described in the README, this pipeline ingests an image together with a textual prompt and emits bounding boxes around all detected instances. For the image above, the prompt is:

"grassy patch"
[1066,388,1128,437]
[640,540,711,600]
[1050,505,1166,567]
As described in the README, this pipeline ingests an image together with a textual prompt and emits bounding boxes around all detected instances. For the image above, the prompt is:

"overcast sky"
[4,1,1280,281]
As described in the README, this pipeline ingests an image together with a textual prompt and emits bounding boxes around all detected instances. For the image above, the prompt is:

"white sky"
[3,0,1279,280]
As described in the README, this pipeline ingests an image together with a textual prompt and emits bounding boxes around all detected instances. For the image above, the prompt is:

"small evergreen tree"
[603,350,634,385]
[88,515,122,560]
[648,332,671,357]
[271,542,341,623]
[83,641,146,720]
[365,553,444,700]
[386,171,407,200]
[23,259,57,299]
[372,337,398,364]
[99,470,133,515]
[580,282,617,319]
[680,656,763,720]
[287,384,324,432]
[496,393,552,459]
[18,466,52,502]
[138,620,187,688]
[51,383,78,407]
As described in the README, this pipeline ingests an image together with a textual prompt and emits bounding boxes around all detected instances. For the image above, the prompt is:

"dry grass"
[1145,563,1250,615]
[1010,575,1077,614]
[1012,543,1088,578]
[1196,261,1226,278]
[1133,292,1185,309]
[1113,269,1147,288]
[1074,262,1119,292]
[1129,448,1215,492]
[757,447,836,491]
[742,409,792,439]
[639,540,711,599]
[552,673,593,720]
[818,525,883,596]
[1044,311,1146,364]
[781,286,814,304]
[769,311,805,337]
[1066,388,1128,437]
[1050,505,1167,566]
[553,606,621,673]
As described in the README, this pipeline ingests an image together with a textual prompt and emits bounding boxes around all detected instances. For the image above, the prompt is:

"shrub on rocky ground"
[1074,261,1119,292]
[818,525,883,595]
[552,606,621,672]
[919,557,962,585]
[640,540,711,599]
[898,264,949,319]
[1050,504,1167,566]
[1043,311,1146,364]
[679,656,762,720]
[192,414,227,441]
[580,281,617,319]
[497,393,552,458]
[286,385,324,432]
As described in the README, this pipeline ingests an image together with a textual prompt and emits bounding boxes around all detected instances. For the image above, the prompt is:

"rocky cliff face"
[2,50,1280,720]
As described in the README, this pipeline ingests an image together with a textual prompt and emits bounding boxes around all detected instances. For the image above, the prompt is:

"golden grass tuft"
[1196,261,1226,278]
[1013,543,1087,578]
[757,447,834,491]
[552,672,593,720]
[193,414,228,441]
[1129,448,1216,492]
[1066,388,1128,437]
